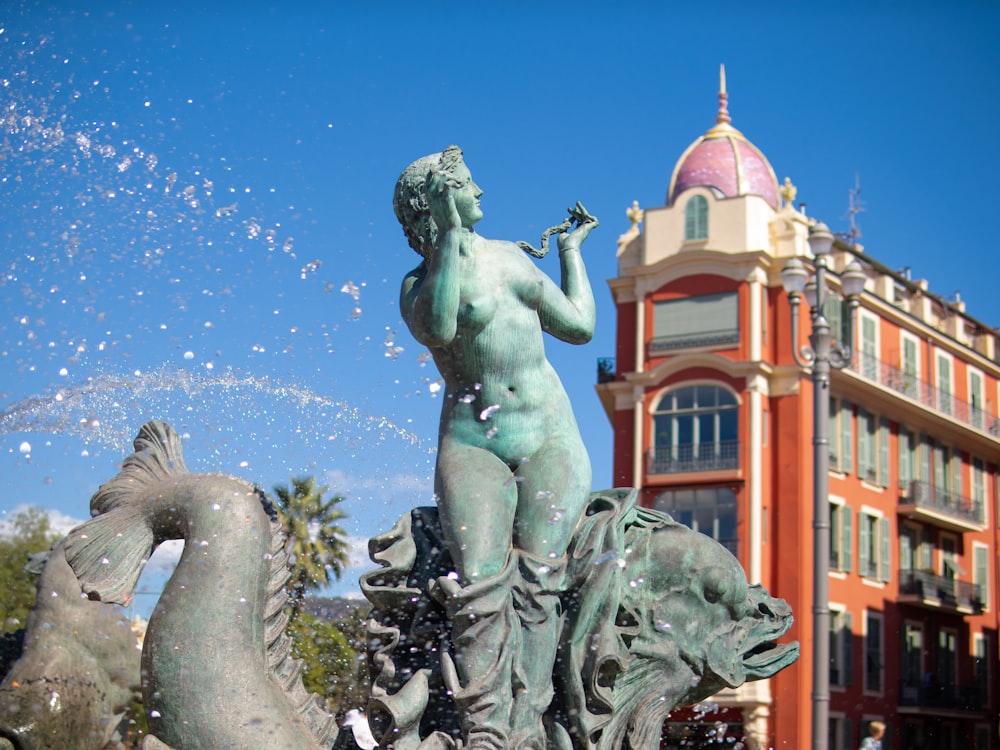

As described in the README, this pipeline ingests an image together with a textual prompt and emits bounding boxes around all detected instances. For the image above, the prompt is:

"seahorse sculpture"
[63,421,339,750]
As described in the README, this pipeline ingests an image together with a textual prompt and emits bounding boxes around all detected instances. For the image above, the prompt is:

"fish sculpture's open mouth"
[744,639,800,679]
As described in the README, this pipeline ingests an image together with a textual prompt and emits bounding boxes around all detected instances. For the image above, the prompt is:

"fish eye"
[703,567,728,603]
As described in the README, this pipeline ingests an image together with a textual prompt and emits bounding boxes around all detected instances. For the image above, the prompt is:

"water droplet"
[183,351,194,360]
[485,426,499,439]
[479,404,500,420]
[18,441,31,454]
[211,503,221,510]
[150,710,161,719]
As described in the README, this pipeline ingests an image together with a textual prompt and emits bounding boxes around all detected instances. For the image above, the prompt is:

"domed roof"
[667,70,779,210]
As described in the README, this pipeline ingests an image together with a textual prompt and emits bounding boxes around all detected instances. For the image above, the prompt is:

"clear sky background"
[2,1,998,613]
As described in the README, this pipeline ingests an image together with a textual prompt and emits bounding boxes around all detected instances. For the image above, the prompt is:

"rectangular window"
[932,442,963,501]
[652,487,739,558]
[937,352,953,415]
[650,292,738,351]
[828,716,854,750]
[973,543,989,611]
[859,511,891,582]
[974,634,989,705]
[857,408,889,486]
[937,629,957,687]
[900,623,923,691]
[824,295,852,351]
[864,611,884,692]
[830,608,853,686]
[830,500,853,573]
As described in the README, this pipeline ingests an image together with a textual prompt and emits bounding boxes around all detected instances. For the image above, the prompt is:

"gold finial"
[780,177,797,208]
[626,200,643,228]
[716,64,731,125]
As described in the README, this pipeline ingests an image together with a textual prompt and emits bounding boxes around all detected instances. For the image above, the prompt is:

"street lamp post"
[780,222,866,750]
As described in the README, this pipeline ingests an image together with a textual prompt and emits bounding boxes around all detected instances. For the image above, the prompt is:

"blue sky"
[1,1,998,611]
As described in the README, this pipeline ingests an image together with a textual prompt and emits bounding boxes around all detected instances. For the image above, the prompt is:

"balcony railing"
[898,679,987,712]
[649,328,739,353]
[648,440,740,475]
[901,479,985,528]
[899,570,984,614]
[849,354,1000,436]
[596,357,615,384]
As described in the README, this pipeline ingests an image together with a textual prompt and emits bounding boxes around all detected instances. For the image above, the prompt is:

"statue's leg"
[510,552,566,750]
[436,555,519,750]
[434,437,521,748]
[509,432,592,749]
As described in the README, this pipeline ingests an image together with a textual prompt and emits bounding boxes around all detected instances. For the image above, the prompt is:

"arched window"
[653,487,738,557]
[651,384,738,474]
[684,195,708,241]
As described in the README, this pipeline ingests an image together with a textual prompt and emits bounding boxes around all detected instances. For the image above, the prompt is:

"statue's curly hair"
[393,145,463,259]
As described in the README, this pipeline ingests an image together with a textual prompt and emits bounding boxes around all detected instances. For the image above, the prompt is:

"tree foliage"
[0,507,60,636]
[272,476,350,615]
[287,608,370,717]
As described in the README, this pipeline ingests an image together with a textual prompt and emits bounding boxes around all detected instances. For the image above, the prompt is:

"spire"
[716,64,731,126]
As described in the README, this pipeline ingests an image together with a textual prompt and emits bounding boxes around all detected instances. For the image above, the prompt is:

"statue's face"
[450,161,483,228]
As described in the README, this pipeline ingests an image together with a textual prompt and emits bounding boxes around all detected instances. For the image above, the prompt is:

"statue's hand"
[557,202,599,253]
[427,170,463,232]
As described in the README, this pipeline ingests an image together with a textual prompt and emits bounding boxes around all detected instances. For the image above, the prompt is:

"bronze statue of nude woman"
[395,145,598,750]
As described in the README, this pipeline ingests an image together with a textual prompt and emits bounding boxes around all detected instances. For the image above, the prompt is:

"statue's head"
[394,145,464,258]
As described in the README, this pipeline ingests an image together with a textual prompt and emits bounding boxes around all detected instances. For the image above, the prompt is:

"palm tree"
[272,476,350,616]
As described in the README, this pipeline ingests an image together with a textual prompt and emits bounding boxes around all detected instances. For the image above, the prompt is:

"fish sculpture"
[0,538,141,750]
[63,421,338,750]
[362,489,798,750]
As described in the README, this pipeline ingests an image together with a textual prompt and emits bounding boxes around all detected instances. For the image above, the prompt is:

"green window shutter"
[843,611,854,685]
[843,506,853,573]
[898,428,911,488]
[899,530,912,572]
[829,397,840,469]
[879,416,890,487]
[859,514,871,576]
[879,517,891,583]
[919,435,931,482]
[974,546,988,609]
[934,444,947,493]
[953,453,963,499]
[858,407,872,480]
[920,528,933,570]
[825,296,842,346]
[684,196,708,241]
[841,401,853,474]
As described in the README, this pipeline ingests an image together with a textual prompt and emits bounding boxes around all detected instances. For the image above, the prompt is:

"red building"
[597,76,999,749]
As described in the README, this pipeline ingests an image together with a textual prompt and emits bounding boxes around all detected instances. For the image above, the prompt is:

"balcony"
[849,354,1000,437]
[596,357,615,384]
[899,479,986,532]
[898,570,984,614]
[898,680,987,713]
[648,440,740,475]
